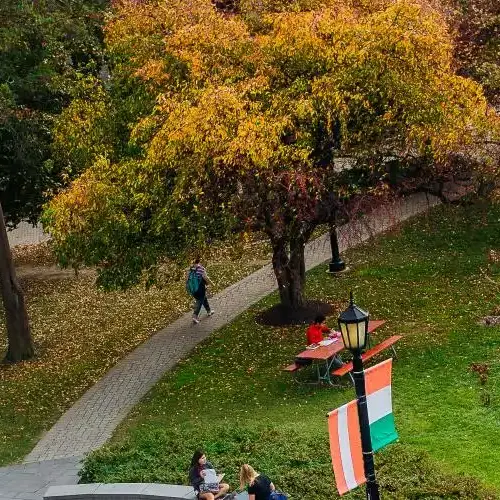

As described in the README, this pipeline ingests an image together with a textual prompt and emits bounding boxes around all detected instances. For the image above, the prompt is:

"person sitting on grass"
[239,464,276,500]
[189,449,232,500]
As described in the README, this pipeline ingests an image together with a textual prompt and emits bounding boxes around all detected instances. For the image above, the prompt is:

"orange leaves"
[45,159,116,236]
[169,13,251,85]
[44,0,500,282]
[134,59,172,87]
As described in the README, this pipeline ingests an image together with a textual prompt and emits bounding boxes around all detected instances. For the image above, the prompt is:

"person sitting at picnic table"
[298,315,343,371]
[189,449,232,500]
[306,314,338,345]
[239,464,276,500]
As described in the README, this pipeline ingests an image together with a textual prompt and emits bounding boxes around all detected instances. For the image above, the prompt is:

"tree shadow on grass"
[255,300,334,326]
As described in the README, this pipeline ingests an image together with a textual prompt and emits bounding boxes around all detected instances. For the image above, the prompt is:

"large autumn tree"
[0,0,108,362]
[44,0,499,309]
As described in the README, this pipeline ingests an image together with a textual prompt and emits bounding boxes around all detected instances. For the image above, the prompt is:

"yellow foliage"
[45,0,500,278]
[52,83,114,174]
[71,0,500,174]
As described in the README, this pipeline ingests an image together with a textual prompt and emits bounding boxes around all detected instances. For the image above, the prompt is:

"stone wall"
[44,484,197,500]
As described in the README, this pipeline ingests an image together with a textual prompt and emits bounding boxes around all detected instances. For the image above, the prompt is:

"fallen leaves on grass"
[0,236,273,464]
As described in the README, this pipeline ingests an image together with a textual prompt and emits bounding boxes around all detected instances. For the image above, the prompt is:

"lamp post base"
[327,261,348,274]
[328,226,347,274]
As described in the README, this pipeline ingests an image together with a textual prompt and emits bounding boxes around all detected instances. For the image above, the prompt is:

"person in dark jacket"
[239,464,275,500]
[187,258,215,324]
[189,450,231,500]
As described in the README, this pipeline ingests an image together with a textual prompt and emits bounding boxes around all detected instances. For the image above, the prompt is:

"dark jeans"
[193,293,211,317]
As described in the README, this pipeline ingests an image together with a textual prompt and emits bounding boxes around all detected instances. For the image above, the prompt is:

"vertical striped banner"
[328,358,397,495]
[328,400,365,495]
[365,358,398,452]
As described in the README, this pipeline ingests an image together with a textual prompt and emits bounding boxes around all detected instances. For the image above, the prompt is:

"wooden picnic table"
[293,320,387,385]
[295,339,345,385]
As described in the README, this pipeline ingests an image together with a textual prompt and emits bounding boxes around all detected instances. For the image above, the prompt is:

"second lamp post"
[328,224,346,273]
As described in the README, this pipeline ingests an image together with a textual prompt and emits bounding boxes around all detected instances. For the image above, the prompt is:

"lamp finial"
[349,290,354,305]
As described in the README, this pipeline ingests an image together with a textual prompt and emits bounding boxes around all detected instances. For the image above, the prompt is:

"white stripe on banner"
[337,404,358,491]
[366,386,392,424]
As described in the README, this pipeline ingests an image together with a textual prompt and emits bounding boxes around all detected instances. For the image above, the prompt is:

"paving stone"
[0,459,80,500]
[7,223,50,248]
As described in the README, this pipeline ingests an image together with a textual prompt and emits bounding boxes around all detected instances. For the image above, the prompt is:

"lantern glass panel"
[353,321,366,349]
[339,322,348,344]
[340,321,367,350]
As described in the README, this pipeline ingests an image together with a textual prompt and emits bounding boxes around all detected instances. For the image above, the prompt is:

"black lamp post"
[328,224,346,273]
[338,292,380,500]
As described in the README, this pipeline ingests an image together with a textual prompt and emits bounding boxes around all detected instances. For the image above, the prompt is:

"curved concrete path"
[7,223,50,248]
[0,193,439,499]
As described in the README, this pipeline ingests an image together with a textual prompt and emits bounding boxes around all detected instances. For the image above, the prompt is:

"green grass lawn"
[80,202,500,499]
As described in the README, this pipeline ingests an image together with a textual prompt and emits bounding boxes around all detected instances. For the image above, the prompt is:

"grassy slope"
[80,202,500,499]
[0,239,272,465]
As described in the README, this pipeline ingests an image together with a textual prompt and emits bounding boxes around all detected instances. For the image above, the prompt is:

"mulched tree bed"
[256,300,334,326]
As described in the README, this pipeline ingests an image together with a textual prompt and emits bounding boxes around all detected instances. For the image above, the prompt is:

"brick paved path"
[7,223,50,248]
[0,457,81,500]
[0,193,439,498]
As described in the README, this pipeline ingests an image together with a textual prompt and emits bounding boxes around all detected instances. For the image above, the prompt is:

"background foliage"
[450,0,500,106]
[0,0,108,225]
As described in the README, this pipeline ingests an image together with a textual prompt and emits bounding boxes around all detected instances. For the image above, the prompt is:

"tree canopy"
[0,0,109,362]
[0,0,108,226]
[44,0,499,307]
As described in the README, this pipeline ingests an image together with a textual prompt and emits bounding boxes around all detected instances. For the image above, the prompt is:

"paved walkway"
[0,458,81,500]
[7,223,49,248]
[0,193,439,498]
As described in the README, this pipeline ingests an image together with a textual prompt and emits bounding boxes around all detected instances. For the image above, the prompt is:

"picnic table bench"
[330,335,402,378]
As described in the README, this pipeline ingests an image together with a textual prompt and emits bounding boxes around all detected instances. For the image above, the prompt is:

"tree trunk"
[0,202,34,363]
[271,236,306,310]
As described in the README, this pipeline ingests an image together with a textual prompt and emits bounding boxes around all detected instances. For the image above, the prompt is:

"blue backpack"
[186,268,201,295]
[270,492,288,500]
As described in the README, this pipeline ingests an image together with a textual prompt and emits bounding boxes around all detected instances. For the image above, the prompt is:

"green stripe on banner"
[370,413,398,452]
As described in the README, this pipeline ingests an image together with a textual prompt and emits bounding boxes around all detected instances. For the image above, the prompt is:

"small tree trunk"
[271,236,306,310]
[0,202,34,363]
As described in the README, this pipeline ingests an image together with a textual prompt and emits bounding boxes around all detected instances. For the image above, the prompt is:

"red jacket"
[306,323,330,345]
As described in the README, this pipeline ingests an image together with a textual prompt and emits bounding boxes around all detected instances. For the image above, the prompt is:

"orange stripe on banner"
[365,358,392,395]
[328,410,349,495]
[347,401,366,487]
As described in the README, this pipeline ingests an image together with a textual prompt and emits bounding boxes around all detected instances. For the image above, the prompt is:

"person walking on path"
[187,257,215,324]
